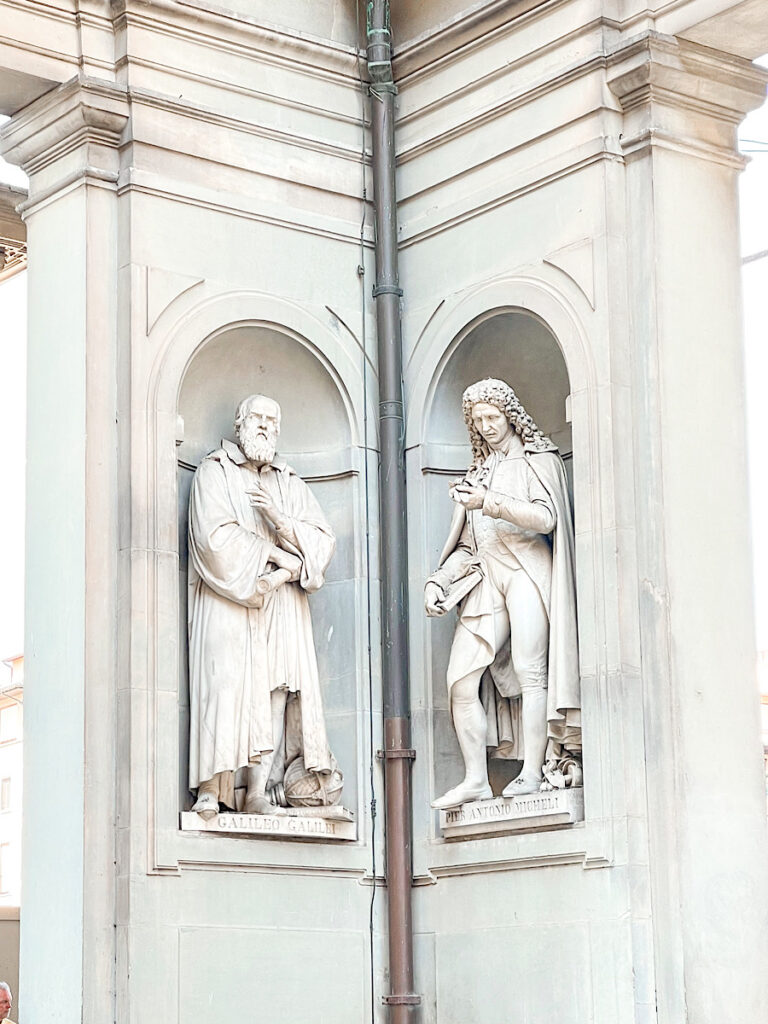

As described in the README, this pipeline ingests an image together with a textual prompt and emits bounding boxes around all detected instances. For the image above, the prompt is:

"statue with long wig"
[425,378,582,809]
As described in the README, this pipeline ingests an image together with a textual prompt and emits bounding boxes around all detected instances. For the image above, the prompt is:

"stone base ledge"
[439,788,584,840]
[180,806,357,842]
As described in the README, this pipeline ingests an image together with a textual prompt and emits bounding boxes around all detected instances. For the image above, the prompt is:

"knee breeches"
[447,557,549,694]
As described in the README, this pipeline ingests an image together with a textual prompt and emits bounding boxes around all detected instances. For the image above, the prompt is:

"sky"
[0,77,767,673]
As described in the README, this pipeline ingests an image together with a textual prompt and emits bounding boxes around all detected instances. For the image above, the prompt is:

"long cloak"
[187,440,336,801]
[436,446,581,759]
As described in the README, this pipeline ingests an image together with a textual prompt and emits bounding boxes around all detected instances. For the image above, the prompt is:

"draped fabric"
[432,446,581,760]
[187,440,336,803]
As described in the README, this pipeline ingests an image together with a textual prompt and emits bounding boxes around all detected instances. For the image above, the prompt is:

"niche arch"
[177,322,353,471]
[425,308,573,467]
[406,272,594,454]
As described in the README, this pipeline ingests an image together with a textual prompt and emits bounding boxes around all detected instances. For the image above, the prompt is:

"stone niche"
[175,324,360,823]
[424,309,573,808]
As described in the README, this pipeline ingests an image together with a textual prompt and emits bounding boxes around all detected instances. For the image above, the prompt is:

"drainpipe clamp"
[382,994,422,1006]
[373,283,403,297]
[377,748,416,760]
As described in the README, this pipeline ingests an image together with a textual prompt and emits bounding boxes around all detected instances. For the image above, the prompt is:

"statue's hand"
[269,546,302,582]
[451,483,486,511]
[425,581,447,617]
[247,482,282,524]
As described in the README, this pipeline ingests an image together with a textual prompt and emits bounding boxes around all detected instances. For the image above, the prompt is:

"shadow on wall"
[174,324,360,814]
[424,309,573,798]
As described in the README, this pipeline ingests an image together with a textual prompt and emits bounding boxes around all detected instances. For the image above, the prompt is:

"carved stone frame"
[406,269,620,878]
[129,280,379,877]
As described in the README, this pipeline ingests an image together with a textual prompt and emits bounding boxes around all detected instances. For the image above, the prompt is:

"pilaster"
[0,75,129,1024]
[608,33,768,1024]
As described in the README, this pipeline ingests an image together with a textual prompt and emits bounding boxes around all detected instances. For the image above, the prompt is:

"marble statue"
[425,378,581,809]
[187,394,341,819]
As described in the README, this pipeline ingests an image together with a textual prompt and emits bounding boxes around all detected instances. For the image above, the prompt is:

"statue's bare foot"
[432,781,493,810]
[244,793,281,815]
[502,772,542,798]
[191,792,220,821]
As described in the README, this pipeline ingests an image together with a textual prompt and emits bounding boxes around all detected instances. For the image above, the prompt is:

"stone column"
[608,35,768,1023]
[0,76,128,1024]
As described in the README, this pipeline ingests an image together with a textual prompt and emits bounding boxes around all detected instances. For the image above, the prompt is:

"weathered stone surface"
[180,807,357,842]
[439,788,584,839]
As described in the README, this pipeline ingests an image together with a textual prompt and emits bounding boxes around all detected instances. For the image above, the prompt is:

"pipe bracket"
[372,283,403,297]
[377,748,416,760]
[379,401,403,420]
[382,994,422,1006]
[369,81,398,96]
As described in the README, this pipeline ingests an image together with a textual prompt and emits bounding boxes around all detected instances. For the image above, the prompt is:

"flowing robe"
[187,439,336,802]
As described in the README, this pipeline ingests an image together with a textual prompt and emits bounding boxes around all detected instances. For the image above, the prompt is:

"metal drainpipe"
[366,2,420,1021]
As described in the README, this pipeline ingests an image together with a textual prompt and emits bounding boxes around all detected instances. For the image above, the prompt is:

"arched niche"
[426,309,572,463]
[423,309,573,800]
[177,324,352,467]
[175,324,360,813]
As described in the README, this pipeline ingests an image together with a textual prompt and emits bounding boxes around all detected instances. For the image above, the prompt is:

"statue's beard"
[239,423,277,465]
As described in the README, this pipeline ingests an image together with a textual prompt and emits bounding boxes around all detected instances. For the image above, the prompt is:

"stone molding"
[607,33,768,161]
[0,0,362,99]
[113,0,361,82]
[0,74,128,176]
[119,55,364,130]
[393,0,555,80]
[125,84,364,167]
[398,143,620,249]
[608,35,768,119]
[397,52,608,165]
[118,174,369,247]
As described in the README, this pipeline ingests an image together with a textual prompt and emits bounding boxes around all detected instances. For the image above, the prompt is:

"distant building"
[0,655,22,906]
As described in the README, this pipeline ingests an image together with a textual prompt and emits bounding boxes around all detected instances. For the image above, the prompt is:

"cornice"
[616,126,747,169]
[396,16,609,125]
[397,52,608,165]
[607,33,768,121]
[392,0,599,84]
[115,54,365,131]
[398,144,621,250]
[126,86,365,166]
[0,75,129,173]
[113,0,363,84]
[114,175,372,248]
[1,0,78,33]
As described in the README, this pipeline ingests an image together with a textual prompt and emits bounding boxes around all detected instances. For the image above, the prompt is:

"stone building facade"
[0,2,767,1022]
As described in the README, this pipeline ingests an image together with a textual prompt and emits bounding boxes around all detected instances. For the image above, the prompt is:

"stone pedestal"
[180,808,357,842]
[439,789,584,840]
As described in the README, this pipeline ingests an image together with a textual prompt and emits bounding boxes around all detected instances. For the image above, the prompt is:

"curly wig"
[462,378,554,469]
